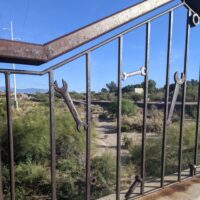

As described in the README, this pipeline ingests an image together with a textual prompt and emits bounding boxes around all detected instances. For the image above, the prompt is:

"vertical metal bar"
[141,22,150,195]
[5,73,15,200]
[86,52,91,200]
[161,11,173,187]
[49,71,56,200]
[178,9,191,181]
[116,35,123,200]
[0,146,3,199]
[194,69,200,168]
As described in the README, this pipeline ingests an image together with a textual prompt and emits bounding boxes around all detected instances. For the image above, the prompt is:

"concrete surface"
[97,167,200,200]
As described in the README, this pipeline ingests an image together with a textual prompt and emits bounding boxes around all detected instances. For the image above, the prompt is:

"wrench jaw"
[174,72,186,85]
[122,72,128,81]
[167,71,186,124]
[77,122,88,132]
[140,66,146,76]
[61,79,68,92]
[54,79,87,133]
[54,79,68,94]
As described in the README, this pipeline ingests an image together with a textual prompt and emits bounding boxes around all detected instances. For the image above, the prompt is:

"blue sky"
[0,0,200,92]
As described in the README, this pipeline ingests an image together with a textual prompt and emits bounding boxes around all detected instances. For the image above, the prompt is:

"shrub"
[0,99,117,199]
[107,99,138,117]
[121,110,163,133]
[123,135,133,149]
[128,121,199,178]
[91,153,116,199]
[15,162,51,197]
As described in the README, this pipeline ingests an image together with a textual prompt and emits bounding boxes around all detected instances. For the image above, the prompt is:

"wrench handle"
[167,83,180,124]
[63,92,87,132]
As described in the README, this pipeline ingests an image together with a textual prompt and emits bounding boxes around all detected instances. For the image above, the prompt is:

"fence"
[0,0,200,199]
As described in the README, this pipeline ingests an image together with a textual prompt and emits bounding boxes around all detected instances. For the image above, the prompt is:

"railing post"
[49,71,57,200]
[5,73,15,200]
[141,22,151,195]
[194,70,200,169]
[178,9,191,181]
[0,146,3,199]
[161,11,174,187]
[116,35,123,200]
[86,52,91,200]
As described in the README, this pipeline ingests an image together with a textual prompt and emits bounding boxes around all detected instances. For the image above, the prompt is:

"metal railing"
[0,0,200,199]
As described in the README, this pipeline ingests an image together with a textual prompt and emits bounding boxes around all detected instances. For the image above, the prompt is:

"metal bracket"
[167,72,185,124]
[122,66,146,81]
[54,79,87,132]
[125,175,143,199]
[184,0,200,16]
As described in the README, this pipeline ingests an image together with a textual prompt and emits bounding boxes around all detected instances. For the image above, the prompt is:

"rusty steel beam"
[0,40,46,65]
[0,0,175,65]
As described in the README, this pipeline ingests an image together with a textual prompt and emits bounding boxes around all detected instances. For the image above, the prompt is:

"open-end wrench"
[54,79,87,132]
[167,72,185,124]
[122,66,146,81]
[125,175,142,199]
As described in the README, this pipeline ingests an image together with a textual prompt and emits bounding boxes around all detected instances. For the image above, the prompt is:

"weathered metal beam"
[0,40,46,65]
[0,0,174,65]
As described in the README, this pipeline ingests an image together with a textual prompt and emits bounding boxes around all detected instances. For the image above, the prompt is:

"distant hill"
[0,87,48,94]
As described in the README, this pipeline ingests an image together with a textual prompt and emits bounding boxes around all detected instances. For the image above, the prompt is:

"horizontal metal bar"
[0,0,175,65]
[0,40,46,65]
[42,3,184,75]
[0,3,184,76]
[0,68,42,75]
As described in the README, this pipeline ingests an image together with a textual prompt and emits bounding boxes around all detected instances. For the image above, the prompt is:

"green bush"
[107,99,138,117]
[128,121,198,178]
[91,153,116,199]
[123,135,133,149]
[121,110,163,133]
[0,98,117,199]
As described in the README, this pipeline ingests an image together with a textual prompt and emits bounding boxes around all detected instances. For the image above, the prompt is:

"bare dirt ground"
[93,119,142,157]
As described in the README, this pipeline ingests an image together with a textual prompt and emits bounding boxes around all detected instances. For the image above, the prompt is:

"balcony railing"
[0,0,200,199]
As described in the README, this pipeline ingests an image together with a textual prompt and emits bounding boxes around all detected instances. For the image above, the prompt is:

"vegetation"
[0,98,115,199]
[106,99,138,117]
[128,121,199,178]
[0,77,199,199]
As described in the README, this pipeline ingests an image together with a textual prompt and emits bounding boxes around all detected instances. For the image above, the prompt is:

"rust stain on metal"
[0,0,173,65]
[0,40,46,65]
[138,177,200,200]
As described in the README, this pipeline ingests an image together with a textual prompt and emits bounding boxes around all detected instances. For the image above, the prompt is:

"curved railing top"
[0,0,198,65]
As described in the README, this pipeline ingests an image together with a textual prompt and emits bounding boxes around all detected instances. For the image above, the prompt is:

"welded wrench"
[122,66,146,81]
[167,72,185,124]
[54,79,87,132]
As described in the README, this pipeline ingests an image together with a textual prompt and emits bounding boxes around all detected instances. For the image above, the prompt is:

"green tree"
[106,81,117,93]
[101,88,108,93]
